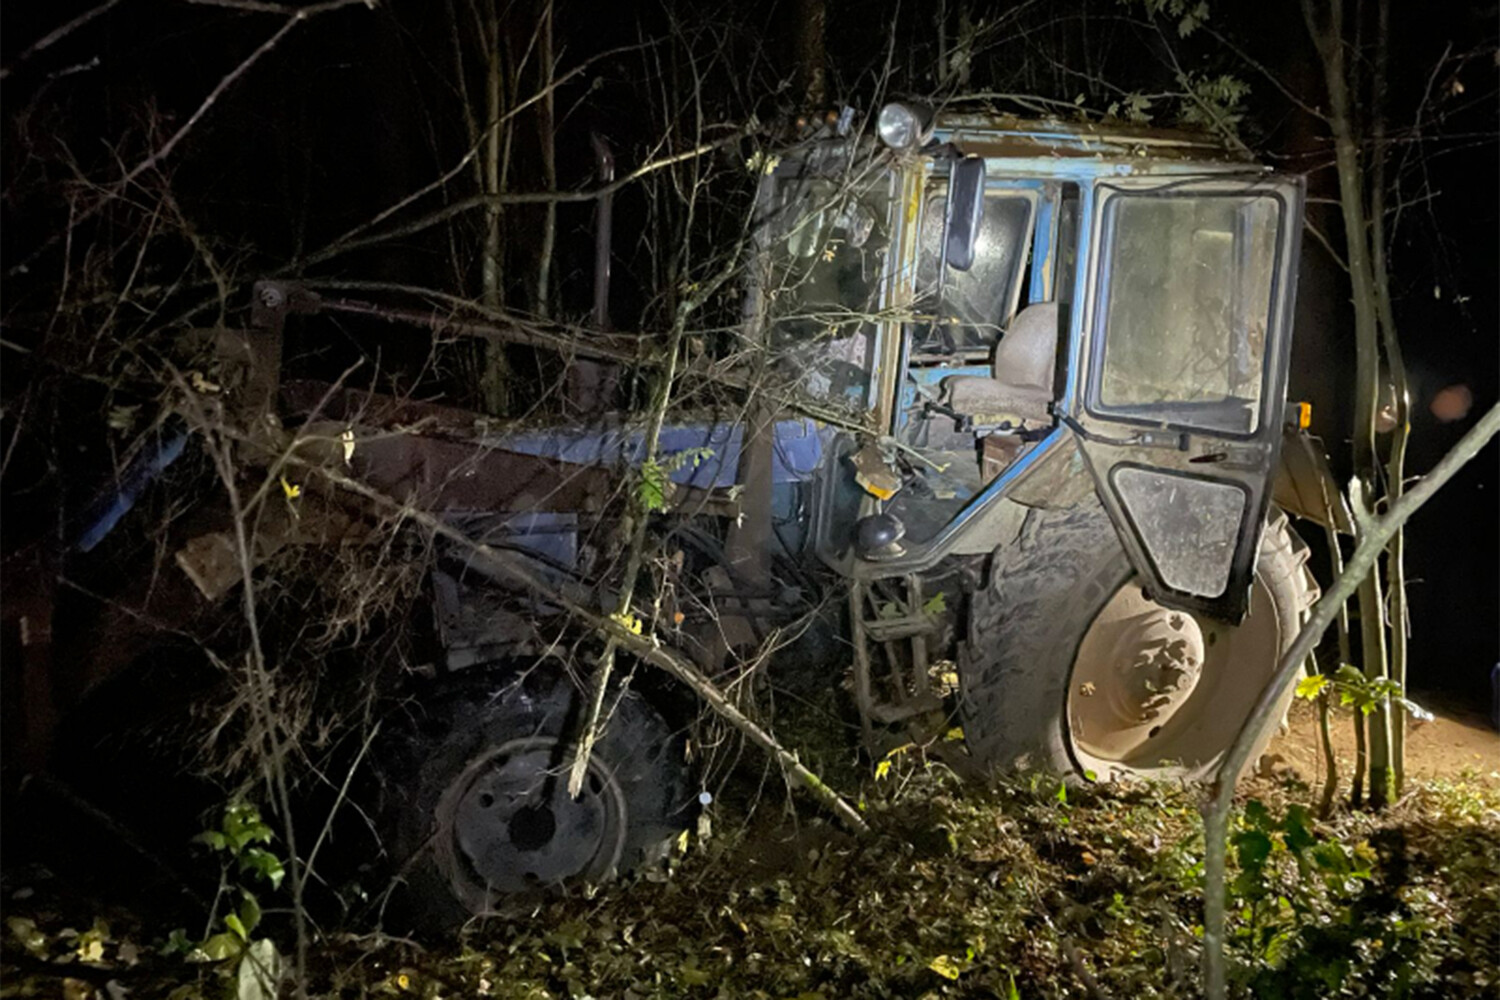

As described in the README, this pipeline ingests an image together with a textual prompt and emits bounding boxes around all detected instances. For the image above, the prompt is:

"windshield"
[767,168,893,409]
[1095,191,1281,434]
[909,188,1034,355]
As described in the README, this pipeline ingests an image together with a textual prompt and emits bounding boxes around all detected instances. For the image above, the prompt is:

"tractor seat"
[940,302,1059,429]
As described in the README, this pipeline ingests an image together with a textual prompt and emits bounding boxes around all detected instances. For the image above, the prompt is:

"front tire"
[958,502,1317,783]
[382,667,692,930]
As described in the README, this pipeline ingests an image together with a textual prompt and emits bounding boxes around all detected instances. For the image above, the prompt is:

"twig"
[176,373,315,999]
[0,0,125,81]
[1060,933,1114,1000]
[302,721,381,885]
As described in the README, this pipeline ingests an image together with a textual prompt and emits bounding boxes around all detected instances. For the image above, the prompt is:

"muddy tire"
[958,501,1317,783]
[382,667,692,932]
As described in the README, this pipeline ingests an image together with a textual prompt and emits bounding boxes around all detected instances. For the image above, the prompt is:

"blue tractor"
[71,103,1332,925]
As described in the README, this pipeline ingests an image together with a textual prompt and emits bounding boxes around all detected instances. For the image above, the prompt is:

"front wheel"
[382,667,692,930]
[958,503,1318,783]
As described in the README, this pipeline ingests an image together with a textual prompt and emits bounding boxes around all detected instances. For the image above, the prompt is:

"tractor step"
[863,615,937,642]
[869,693,944,725]
[849,575,943,750]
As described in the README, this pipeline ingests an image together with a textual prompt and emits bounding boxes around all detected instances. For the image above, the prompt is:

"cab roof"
[933,109,1254,165]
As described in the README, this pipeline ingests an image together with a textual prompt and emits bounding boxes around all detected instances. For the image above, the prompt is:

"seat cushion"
[942,375,1052,427]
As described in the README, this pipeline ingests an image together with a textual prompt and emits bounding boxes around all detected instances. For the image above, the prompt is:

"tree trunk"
[1304,0,1394,807]
[478,0,511,416]
[794,0,827,108]
[1369,0,1410,796]
[534,0,557,319]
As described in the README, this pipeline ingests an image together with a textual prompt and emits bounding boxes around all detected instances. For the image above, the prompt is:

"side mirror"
[944,155,986,272]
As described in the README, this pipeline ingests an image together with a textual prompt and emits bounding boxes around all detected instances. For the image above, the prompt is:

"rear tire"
[958,502,1317,783]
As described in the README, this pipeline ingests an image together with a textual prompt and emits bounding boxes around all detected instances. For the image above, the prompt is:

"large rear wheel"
[959,503,1317,783]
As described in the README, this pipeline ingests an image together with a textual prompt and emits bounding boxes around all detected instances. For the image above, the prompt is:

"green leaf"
[927,954,965,980]
[921,592,947,615]
[236,938,283,1000]
[1311,842,1352,875]
[662,445,714,473]
[6,917,49,959]
[1243,799,1274,832]
[1004,971,1021,1000]
[1234,830,1274,872]
[199,932,243,961]
[161,928,194,957]
[224,914,248,942]
[677,957,713,986]
[238,892,262,937]
[220,803,275,855]
[193,830,228,851]
[1334,664,1366,686]
[240,848,285,891]
[1055,781,1068,805]
[637,458,669,513]
[1295,674,1329,700]
[1282,805,1316,855]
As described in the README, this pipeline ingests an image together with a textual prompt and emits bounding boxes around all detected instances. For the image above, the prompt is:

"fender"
[1272,427,1354,536]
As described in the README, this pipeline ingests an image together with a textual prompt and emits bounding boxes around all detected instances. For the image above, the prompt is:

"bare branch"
[0,0,126,81]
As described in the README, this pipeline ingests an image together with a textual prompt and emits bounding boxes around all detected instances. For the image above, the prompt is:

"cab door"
[1069,174,1304,622]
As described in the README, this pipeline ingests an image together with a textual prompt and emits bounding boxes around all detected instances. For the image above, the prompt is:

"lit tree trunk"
[1369,0,1410,795]
[1303,0,1394,807]
[482,4,503,308]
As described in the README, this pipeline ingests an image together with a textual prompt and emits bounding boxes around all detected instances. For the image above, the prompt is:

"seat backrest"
[993,302,1060,393]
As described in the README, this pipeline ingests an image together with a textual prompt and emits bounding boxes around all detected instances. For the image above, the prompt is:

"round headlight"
[877,102,931,151]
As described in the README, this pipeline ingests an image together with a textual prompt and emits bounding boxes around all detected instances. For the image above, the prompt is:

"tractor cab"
[764,105,1304,622]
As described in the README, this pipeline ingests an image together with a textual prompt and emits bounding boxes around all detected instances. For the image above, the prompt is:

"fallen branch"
[1202,400,1500,999]
[299,461,871,836]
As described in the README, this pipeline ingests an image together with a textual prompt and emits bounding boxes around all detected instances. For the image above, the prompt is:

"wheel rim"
[1067,575,1284,776]
[433,737,628,912]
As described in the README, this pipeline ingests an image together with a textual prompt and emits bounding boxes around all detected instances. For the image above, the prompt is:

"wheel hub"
[436,737,628,910]
[1096,605,1205,728]
[1070,588,1209,762]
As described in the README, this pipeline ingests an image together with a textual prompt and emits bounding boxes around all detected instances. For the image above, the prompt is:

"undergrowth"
[3,763,1495,999]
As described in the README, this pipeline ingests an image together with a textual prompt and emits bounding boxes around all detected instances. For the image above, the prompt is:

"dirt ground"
[1265,689,1500,793]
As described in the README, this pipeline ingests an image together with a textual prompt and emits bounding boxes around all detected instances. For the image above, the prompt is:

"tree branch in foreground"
[1203,401,1500,1000]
